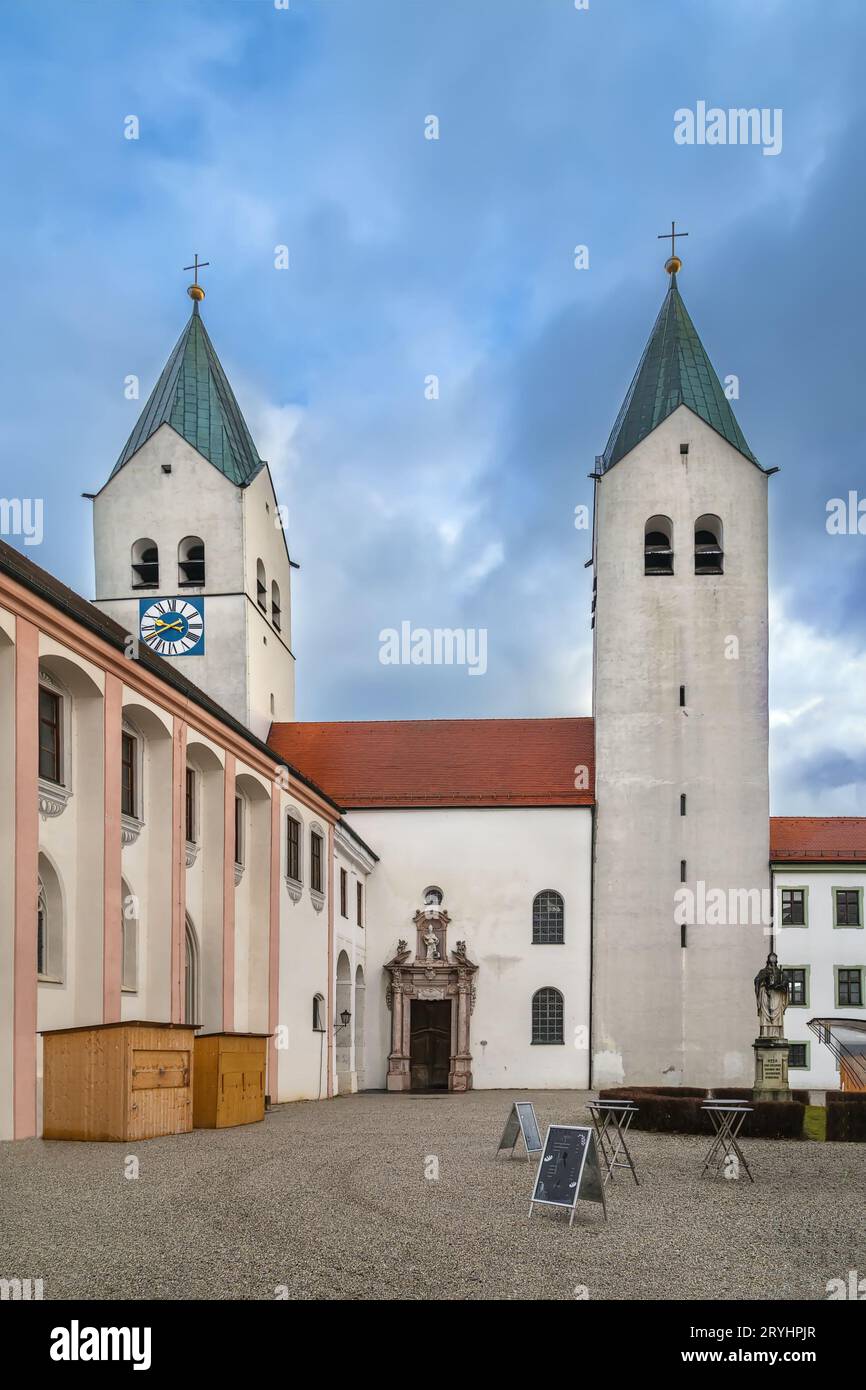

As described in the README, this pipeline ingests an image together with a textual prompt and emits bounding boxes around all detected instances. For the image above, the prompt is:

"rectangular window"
[340,868,347,918]
[272,594,281,633]
[287,816,301,881]
[680,794,686,816]
[38,687,62,785]
[121,732,136,818]
[680,860,687,883]
[357,880,364,928]
[679,685,686,707]
[786,968,808,1008]
[185,768,196,844]
[234,796,243,867]
[310,831,323,894]
[834,889,862,927]
[781,888,806,926]
[789,1043,808,1069]
[837,968,863,1008]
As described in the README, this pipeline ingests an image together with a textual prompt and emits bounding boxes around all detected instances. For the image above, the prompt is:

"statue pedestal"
[753,1038,791,1102]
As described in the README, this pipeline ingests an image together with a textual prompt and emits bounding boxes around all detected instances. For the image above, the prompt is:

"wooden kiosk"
[192,1032,269,1129]
[42,1020,196,1142]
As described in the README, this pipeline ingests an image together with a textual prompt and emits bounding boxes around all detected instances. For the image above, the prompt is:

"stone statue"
[754,952,788,1038]
[423,928,441,962]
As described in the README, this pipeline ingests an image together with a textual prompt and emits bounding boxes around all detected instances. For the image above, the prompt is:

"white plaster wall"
[332,838,370,1093]
[275,798,331,1102]
[776,868,866,1089]
[592,407,770,1088]
[346,807,592,1091]
[242,469,295,738]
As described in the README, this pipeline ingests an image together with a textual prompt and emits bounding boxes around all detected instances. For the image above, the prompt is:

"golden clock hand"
[153,618,184,632]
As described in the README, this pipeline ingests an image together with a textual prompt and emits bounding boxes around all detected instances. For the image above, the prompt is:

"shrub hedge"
[826,1093,866,1142]
[598,1086,804,1139]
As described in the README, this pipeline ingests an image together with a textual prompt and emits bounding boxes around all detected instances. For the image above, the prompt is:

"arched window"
[532,987,564,1044]
[131,539,159,589]
[256,559,267,611]
[644,516,673,575]
[532,890,564,944]
[184,916,200,1025]
[121,878,138,993]
[312,993,326,1031]
[178,536,205,586]
[271,581,282,633]
[695,515,724,574]
[37,854,64,982]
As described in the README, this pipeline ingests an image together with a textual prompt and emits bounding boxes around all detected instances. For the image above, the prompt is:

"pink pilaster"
[268,789,281,1100]
[326,822,335,1098]
[222,752,236,1030]
[171,720,187,1022]
[102,673,123,1021]
[13,620,39,1138]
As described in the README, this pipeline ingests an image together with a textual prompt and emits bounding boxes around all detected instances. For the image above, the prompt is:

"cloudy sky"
[1,0,864,813]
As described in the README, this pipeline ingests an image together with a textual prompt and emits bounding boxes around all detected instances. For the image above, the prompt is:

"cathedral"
[1,254,863,1140]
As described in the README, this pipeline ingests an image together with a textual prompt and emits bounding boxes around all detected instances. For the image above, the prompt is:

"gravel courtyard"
[2,1090,864,1301]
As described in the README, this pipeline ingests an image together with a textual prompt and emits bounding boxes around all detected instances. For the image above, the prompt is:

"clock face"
[139,597,205,656]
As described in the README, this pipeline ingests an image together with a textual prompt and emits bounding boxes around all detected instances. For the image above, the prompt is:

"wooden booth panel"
[42,1022,195,1142]
[193,1033,268,1129]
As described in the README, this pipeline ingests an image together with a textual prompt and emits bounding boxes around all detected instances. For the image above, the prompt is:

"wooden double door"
[410,1000,452,1091]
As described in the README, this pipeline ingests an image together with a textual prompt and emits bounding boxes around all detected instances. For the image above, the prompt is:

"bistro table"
[700,1101,754,1183]
[588,1099,640,1186]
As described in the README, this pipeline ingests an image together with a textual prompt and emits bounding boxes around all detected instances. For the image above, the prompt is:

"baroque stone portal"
[384,902,478,1093]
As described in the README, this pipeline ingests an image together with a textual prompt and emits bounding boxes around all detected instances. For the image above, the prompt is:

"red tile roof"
[770,817,866,863]
[268,718,595,809]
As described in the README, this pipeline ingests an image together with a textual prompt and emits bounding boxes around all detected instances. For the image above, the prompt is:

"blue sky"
[1,0,864,812]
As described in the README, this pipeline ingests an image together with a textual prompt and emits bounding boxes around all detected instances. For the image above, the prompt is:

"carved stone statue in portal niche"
[422,928,441,961]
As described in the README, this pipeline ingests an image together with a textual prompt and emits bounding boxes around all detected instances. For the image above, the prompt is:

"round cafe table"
[700,1101,754,1183]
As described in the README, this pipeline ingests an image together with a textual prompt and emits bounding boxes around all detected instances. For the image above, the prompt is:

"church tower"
[591,247,770,1087]
[93,273,295,740]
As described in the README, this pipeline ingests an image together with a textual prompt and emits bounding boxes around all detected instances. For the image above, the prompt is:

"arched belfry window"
[531,987,564,1044]
[532,890,564,944]
[695,515,724,575]
[271,581,282,632]
[644,516,673,575]
[178,536,205,586]
[131,539,159,589]
[256,559,267,612]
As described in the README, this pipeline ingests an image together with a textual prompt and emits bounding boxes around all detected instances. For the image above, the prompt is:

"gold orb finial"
[665,255,682,275]
[187,283,206,302]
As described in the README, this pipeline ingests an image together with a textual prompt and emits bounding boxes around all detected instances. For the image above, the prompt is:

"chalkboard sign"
[495,1101,543,1159]
[529,1125,606,1225]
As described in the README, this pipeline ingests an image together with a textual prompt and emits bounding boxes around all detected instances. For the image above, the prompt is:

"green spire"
[111,302,264,486]
[602,273,757,471]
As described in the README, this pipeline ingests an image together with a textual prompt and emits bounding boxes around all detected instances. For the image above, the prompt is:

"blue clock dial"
[139,597,205,656]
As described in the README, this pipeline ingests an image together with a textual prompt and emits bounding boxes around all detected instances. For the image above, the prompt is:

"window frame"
[38,685,63,786]
[532,890,565,945]
[234,794,244,869]
[783,965,809,1009]
[531,986,565,1045]
[779,886,808,928]
[310,829,324,895]
[286,813,302,884]
[121,729,137,820]
[256,559,267,612]
[339,867,348,918]
[788,1041,810,1070]
[312,993,326,1032]
[357,879,364,928]
[177,535,206,587]
[185,767,197,846]
[833,887,863,928]
[835,966,864,1009]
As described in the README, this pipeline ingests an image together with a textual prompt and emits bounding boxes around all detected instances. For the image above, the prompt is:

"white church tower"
[592,245,771,1088]
[93,269,295,740]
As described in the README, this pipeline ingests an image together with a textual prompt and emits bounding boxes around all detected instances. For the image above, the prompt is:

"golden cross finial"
[657,221,688,274]
[184,253,210,302]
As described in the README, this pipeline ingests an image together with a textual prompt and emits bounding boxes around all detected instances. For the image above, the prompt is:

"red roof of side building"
[770,817,866,863]
[267,718,595,809]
